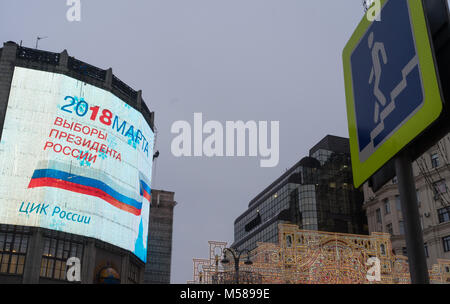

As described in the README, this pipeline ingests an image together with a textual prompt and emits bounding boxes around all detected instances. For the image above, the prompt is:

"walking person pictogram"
[367,30,420,143]
[368,32,388,124]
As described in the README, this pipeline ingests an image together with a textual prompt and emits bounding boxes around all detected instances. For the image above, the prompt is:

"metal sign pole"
[395,153,430,284]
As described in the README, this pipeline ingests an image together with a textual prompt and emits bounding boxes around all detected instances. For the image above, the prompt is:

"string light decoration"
[190,224,450,284]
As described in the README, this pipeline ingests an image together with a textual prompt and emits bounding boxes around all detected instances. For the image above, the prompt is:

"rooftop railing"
[11,45,154,130]
[16,46,60,65]
[68,56,106,82]
[112,74,138,100]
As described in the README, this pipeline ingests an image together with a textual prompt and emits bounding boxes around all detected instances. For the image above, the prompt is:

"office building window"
[443,236,450,253]
[431,153,440,168]
[0,227,29,275]
[376,209,382,224]
[402,247,407,256]
[399,221,405,235]
[424,243,429,258]
[384,199,391,215]
[438,208,450,224]
[386,223,393,235]
[40,237,84,281]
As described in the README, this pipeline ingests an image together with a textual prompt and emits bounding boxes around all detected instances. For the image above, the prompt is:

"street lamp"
[220,248,253,284]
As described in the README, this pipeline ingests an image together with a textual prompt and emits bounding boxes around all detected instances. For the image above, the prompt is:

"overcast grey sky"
[1,0,368,283]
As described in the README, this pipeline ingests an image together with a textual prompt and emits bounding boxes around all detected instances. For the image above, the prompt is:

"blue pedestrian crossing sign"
[343,0,443,188]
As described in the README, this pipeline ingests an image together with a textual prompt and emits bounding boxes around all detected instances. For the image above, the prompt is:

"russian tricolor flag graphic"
[28,163,151,216]
[140,179,151,203]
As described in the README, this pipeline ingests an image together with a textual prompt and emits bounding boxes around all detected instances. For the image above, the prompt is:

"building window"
[443,236,450,253]
[433,180,448,200]
[40,237,84,281]
[424,243,429,258]
[245,213,262,232]
[0,228,29,275]
[376,209,382,224]
[431,153,440,168]
[384,199,391,215]
[386,223,393,235]
[399,221,405,235]
[402,247,408,256]
[392,176,398,184]
[438,208,450,224]
[128,262,139,284]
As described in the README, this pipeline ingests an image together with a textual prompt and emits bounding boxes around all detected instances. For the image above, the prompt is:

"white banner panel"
[0,67,154,262]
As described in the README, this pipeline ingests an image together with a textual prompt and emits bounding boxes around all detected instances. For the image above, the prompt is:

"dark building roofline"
[248,136,346,208]
[151,189,177,208]
[151,189,175,195]
[234,136,348,225]
[247,157,304,206]
[309,135,349,157]
[0,41,155,132]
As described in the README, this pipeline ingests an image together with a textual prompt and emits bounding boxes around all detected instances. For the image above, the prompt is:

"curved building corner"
[0,41,156,284]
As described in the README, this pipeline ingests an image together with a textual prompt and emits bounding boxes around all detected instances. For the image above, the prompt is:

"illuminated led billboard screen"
[0,67,154,262]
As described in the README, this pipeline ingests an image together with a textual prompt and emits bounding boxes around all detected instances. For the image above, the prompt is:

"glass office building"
[232,135,367,252]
